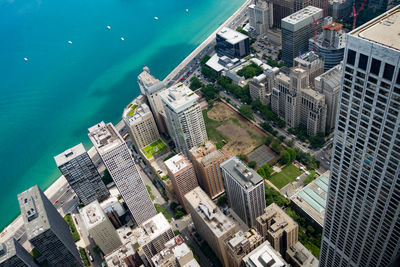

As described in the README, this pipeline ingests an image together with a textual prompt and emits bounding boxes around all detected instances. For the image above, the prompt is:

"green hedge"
[79,247,90,266]
[64,214,80,242]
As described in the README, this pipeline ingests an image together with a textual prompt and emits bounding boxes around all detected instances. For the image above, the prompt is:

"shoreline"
[1,0,251,241]
[163,0,252,83]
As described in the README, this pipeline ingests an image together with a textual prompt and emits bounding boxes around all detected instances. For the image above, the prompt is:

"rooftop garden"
[126,104,138,117]
[141,139,168,159]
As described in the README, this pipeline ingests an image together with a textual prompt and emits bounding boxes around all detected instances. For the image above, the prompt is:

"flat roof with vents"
[351,5,400,51]
[221,157,263,188]
[54,143,87,167]
[217,27,248,45]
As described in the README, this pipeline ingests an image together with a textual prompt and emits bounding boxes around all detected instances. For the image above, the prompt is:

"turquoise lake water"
[0,0,244,230]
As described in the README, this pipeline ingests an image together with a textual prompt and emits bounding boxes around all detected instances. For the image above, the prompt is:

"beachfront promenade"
[163,0,252,85]
[0,0,252,248]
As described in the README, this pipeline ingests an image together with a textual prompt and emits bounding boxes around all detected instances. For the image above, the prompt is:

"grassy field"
[202,109,227,145]
[269,164,301,189]
[141,139,167,159]
[203,104,267,155]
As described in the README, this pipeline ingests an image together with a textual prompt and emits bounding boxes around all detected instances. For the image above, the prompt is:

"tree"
[217,194,227,206]
[286,139,294,147]
[265,135,274,146]
[248,161,257,169]
[307,225,315,235]
[93,245,103,255]
[281,151,291,164]
[309,132,325,148]
[201,84,219,100]
[102,170,113,185]
[239,105,254,120]
[287,148,296,161]
[200,55,211,66]
[271,140,282,153]
[238,154,248,163]
[237,63,263,79]
[201,65,218,82]
[189,76,203,90]
[257,164,272,179]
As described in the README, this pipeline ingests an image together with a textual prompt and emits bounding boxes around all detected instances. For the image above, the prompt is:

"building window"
[358,53,368,70]
[383,63,395,81]
[370,58,381,76]
[347,49,356,65]
[396,69,400,85]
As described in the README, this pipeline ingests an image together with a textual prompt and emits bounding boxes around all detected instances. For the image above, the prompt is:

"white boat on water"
[154,16,158,20]
[186,9,189,12]
[68,41,72,44]
[106,25,111,30]
[24,57,28,61]
[121,37,125,41]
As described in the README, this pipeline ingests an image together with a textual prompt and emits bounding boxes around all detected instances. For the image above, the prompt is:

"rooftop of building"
[290,171,329,227]
[189,141,216,159]
[217,27,248,45]
[18,185,50,239]
[100,196,126,217]
[151,235,193,267]
[138,66,165,95]
[183,259,201,267]
[351,5,400,51]
[322,21,343,31]
[221,157,263,189]
[88,122,123,154]
[164,153,192,175]
[257,203,297,238]
[80,200,107,229]
[132,213,171,246]
[242,240,288,267]
[185,187,237,238]
[104,242,139,267]
[123,100,153,126]
[301,88,325,102]
[54,143,87,167]
[160,83,199,113]
[0,238,18,264]
[294,51,324,67]
[225,229,263,256]
[315,64,342,90]
[287,241,319,267]
[282,6,322,25]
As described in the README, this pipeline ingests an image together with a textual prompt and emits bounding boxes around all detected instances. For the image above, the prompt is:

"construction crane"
[350,0,368,30]
[309,0,330,52]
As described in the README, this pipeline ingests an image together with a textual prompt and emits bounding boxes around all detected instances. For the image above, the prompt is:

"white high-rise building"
[80,201,122,255]
[138,66,167,134]
[54,143,109,205]
[320,6,400,267]
[88,122,156,225]
[248,0,273,36]
[160,83,207,156]
[220,157,265,227]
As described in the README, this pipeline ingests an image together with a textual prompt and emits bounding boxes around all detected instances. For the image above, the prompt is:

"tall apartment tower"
[184,187,238,267]
[220,157,265,227]
[0,238,39,267]
[281,6,323,66]
[189,141,228,199]
[248,0,273,36]
[18,185,82,266]
[54,143,109,205]
[122,94,160,150]
[88,122,156,225]
[164,153,198,213]
[137,66,167,134]
[80,201,122,255]
[160,83,208,156]
[293,51,325,86]
[320,6,400,267]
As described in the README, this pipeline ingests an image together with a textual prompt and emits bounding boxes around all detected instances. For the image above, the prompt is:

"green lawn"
[269,164,301,189]
[126,105,138,117]
[202,108,227,145]
[141,139,167,159]
[64,214,80,242]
